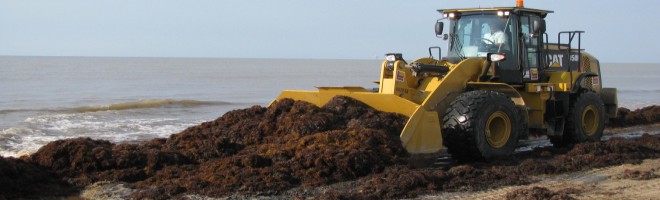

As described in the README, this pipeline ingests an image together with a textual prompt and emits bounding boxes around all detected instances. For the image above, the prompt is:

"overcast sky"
[0,0,658,63]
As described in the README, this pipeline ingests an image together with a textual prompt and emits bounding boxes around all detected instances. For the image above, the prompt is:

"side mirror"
[435,21,444,36]
[533,19,546,35]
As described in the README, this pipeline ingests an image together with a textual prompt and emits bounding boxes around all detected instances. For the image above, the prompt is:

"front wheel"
[442,90,521,161]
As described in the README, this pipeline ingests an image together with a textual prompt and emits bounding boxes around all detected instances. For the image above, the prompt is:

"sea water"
[1,56,658,157]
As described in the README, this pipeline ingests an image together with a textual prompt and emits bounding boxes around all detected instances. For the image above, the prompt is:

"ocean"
[1,56,658,157]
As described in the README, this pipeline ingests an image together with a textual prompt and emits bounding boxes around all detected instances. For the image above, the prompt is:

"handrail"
[557,31,584,91]
[543,33,549,67]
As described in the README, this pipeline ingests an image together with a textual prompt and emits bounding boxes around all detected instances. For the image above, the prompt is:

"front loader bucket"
[273,86,444,154]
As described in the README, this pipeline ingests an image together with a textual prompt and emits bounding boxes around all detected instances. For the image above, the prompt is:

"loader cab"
[440,7,552,84]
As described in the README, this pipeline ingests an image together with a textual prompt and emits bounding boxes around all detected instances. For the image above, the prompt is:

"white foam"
[1,127,49,157]
[1,112,202,158]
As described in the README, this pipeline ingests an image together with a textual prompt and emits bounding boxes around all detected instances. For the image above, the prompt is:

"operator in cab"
[484,22,506,45]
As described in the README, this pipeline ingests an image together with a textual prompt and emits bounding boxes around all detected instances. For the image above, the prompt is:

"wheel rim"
[485,111,511,148]
[582,105,599,136]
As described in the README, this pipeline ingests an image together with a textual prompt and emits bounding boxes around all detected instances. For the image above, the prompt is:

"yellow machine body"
[274,5,618,156]
[275,54,616,154]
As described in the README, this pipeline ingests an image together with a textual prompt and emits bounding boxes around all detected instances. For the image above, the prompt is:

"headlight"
[385,53,402,62]
[488,53,506,62]
[386,54,397,62]
[443,13,458,19]
[497,11,511,17]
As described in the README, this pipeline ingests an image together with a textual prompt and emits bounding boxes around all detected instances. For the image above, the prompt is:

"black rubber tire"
[563,92,606,143]
[442,90,521,161]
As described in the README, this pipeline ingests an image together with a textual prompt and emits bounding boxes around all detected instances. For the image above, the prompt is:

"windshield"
[447,14,513,59]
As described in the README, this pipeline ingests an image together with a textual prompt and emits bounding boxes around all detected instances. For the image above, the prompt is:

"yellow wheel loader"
[274,2,618,161]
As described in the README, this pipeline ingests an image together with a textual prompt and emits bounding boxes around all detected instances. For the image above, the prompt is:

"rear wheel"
[563,92,606,143]
[442,90,521,161]
[550,92,606,147]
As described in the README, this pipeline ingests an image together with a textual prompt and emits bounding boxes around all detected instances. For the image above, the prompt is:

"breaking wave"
[0,99,232,114]
[72,99,231,113]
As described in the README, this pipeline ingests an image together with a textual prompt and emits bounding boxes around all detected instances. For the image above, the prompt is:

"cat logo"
[548,54,564,67]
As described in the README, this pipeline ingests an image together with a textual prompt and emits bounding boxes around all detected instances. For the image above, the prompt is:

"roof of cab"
[438,7,553,17]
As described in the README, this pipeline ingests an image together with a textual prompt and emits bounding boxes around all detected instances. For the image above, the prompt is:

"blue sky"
[0,0,658,63]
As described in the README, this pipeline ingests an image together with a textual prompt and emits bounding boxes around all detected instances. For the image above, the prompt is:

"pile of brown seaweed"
[3,96,409,199]
[608,105,660,127]
[0,99,658,199]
